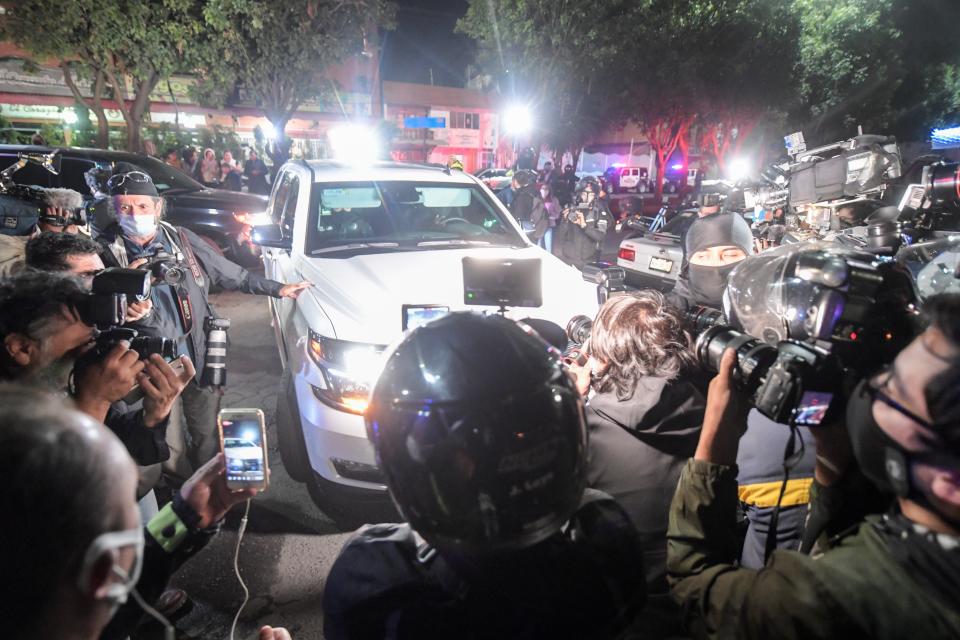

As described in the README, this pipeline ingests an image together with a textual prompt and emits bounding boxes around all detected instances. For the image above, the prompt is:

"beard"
[29,354,77,391]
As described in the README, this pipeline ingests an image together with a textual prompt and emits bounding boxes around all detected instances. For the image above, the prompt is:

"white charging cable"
[229,498,252,640]
[130,586,175,640]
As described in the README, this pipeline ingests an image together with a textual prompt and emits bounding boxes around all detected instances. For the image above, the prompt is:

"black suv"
[0,145,269,265]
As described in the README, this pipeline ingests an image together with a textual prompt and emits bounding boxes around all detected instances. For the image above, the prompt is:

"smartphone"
[218,408,269,491]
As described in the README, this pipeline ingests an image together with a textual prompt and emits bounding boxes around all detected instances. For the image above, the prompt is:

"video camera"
[691,243,919,425]
[0,151,88,234]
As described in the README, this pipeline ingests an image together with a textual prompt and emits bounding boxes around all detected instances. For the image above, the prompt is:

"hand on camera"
[125,299,153,323]
[564,353,592,396]
[180,453,261,529]
[73,341,145,421]
[695,348,751,465]
[141,354,196,428]
[575,211,587,228]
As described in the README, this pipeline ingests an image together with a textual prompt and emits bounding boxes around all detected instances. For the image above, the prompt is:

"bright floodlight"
[261,120,277,141]
[728,157,750,182]
[61,110,78,125]
[328,124,379,165]
[503,105,532,136]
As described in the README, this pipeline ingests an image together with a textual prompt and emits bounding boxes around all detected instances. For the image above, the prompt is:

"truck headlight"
[308,330,385,415]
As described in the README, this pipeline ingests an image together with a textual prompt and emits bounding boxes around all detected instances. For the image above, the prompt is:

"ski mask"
[684,212,754,306]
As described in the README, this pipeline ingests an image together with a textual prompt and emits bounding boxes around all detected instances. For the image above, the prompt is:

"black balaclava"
[683,212,753,306]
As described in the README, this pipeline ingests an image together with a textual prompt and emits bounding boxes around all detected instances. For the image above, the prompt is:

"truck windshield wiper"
[414,239,493,247]
[310,242,402,255]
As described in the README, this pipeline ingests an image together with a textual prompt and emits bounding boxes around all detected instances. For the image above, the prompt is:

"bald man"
[0,385,290,640]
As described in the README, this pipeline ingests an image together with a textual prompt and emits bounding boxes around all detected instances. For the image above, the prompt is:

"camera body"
[84,327,177,363]
[75,268,152,329]
[694,244,919,425]
[140,249,187,286]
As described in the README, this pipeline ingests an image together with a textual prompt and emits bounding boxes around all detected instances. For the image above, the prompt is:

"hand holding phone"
[218,408,270,491]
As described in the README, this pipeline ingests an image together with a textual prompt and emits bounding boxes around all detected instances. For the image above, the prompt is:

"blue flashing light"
[670,163,684,171]
[931,125,960,149]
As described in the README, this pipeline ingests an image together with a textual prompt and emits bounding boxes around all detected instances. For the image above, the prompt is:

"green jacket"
[667,459,960,640]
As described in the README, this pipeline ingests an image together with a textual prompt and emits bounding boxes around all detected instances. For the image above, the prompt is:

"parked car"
[474,167,513,191]
[616,208,699,288]
[0,145,269,265]
[256,161,599,528]
[603,166,649,193]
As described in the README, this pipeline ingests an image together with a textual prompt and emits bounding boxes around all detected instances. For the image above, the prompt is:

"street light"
[261,120,277,141]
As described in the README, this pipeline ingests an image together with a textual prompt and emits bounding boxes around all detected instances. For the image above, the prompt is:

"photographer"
[323,313,646,639]
[666,294,960,639]
[0,186,86,277]
[0,384,286,640]
[96,171,311,477]
[555,177,613,270]
[0,271,189,468]
[567,292,705,594]
[668,210,754,311]
[26,231,153,323]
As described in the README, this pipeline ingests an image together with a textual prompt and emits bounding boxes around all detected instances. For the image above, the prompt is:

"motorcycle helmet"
[366,312,588,555]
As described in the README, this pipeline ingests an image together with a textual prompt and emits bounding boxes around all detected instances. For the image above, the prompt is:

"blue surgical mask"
[119,214,158,238]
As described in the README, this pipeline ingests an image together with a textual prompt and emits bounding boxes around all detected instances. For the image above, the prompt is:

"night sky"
[382,0,472,87]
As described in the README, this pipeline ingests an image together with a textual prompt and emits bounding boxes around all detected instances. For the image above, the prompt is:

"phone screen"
[793,391,834,426]
[218,409,268,490]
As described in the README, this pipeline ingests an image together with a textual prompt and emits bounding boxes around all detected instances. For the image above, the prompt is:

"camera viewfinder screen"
[222,417,266,484]
[462,257,543,308]
[794,391,834,426]
[403,305,450,331]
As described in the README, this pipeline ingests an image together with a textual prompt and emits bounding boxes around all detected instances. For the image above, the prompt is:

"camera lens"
[684,306,724,334]
[130,336,177,360]
[695,326,778,393]
[929,162,960,204]
[565,315,593,346]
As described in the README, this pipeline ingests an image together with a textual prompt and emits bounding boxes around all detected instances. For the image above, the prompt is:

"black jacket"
[103,402,169,467]
[509,184,550,242]
[554,202,612,269]
[322,490,647,640]
[98,222,285,381]
[585,376,704,591]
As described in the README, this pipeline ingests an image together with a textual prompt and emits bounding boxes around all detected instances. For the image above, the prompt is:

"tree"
[457,0,632,159]
[2,0,209,151]
[197,0,396,168]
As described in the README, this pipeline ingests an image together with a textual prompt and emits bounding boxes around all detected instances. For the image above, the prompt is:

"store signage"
[404,116,446,129]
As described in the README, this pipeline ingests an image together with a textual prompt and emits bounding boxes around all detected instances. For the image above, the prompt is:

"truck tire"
[275,368,311,483]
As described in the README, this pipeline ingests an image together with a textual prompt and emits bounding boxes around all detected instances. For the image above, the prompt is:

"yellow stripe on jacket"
[738,477,813,508]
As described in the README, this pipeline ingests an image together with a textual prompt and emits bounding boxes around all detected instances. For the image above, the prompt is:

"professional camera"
[693,243,920,425]
[200,317,231,387]
[0,151,87,234]
[83,327,177,363]
[75,268,152,329]
[684,305,724,334]
[140,249,187,286]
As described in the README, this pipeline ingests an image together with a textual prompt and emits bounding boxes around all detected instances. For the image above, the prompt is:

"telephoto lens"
[927,161,960,204]
[565,315,593,347]
[684,306,724,335]
[200,317,230,387]
[694,325,778,394]
[129,335,177,360]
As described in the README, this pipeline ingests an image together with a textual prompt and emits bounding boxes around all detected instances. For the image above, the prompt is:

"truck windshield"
[306,180,526,254]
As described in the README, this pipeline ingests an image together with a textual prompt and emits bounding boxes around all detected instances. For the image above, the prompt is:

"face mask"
[77,527,144,610]
[846,380,905,494]
[119,214,157,239]
[687,263,736,306]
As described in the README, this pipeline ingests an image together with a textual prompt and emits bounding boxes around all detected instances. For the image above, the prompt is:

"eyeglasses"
[106,171,152,191]
[865,366,935,431]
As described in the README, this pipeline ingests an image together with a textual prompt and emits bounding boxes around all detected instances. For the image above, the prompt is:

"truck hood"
[297,246,599,345]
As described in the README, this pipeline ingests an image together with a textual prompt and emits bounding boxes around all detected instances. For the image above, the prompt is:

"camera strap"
[763,424,807,564]
[174,227,205,290]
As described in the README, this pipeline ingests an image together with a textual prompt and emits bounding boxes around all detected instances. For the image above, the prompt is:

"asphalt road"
[157,289,350,640]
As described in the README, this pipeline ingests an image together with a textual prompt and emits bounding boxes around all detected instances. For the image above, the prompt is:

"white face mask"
[77,527,144,608]
[118,214,158,239]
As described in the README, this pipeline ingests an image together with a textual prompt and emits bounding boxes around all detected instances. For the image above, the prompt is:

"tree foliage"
[196,0,396,166]
[1,0,209,151]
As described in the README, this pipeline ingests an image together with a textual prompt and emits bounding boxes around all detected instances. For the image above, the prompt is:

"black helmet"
[366,312,588,555]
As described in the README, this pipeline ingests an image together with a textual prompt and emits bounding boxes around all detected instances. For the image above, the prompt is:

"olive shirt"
[667,459,960,639]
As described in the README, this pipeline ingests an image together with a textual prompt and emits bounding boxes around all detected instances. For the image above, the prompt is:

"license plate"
[648,256,674,273]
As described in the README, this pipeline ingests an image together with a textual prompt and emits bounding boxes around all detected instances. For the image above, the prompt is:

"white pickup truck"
[254,161,598,527]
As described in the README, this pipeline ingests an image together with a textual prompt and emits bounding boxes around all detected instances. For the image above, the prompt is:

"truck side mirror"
[251,224,291,250]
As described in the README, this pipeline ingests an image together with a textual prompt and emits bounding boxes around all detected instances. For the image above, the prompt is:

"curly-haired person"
[568,291,705,597]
